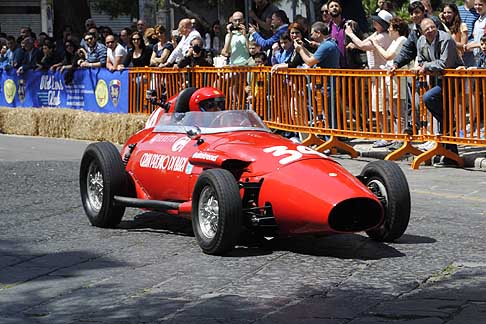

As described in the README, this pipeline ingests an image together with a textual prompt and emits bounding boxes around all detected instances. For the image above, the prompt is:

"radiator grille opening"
[328,198,382,232]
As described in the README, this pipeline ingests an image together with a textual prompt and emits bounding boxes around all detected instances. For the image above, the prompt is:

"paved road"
[1,134,485,324]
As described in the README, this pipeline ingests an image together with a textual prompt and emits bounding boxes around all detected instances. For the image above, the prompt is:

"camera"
[145,89,157,102]
[230,24,240,31]
[192,44,202,54]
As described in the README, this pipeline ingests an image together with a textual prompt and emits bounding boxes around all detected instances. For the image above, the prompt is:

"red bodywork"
[120,101,384,237]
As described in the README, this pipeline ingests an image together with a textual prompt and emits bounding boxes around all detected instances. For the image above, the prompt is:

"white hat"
[410,0,421,3]
[371,10,393,30]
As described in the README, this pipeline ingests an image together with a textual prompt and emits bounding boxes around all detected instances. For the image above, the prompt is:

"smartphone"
[302,38,311,45]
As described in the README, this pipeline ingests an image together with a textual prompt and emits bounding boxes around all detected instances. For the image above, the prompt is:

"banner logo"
[95,79,108,108]
[4,79,16,104]
[109,79,121,107]
[18,79,26,103]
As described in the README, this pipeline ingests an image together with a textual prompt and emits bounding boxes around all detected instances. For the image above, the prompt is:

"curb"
[353,143,486,170]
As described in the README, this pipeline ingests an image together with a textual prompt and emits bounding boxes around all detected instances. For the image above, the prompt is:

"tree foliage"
[91,0,138,18]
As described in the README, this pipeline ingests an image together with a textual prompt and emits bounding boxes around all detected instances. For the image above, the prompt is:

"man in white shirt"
[105,34,127,72]
[161,18,201,67]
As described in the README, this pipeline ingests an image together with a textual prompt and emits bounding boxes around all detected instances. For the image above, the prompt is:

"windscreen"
[154,110,270,134]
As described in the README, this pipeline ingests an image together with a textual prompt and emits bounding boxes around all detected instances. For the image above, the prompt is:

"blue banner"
[0,68,129,114]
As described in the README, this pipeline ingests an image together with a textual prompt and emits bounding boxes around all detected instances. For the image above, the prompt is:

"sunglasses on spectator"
[84,37,94,41]
[106,40,114,44]
[65,43,74,47]
[321,10,329,14]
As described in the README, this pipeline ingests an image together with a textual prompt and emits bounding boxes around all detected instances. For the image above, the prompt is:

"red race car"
[80,86,411,255]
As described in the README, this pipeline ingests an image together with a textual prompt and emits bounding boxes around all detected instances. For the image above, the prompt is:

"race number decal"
[263,145,327,164]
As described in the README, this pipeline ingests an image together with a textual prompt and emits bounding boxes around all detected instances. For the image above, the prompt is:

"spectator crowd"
[1,0,485,167]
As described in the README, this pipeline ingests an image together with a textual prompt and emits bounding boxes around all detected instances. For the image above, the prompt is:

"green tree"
[91,0,139,18]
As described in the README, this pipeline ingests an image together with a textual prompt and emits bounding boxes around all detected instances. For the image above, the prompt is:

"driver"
[187,87,251,128]
[188,87,226,112]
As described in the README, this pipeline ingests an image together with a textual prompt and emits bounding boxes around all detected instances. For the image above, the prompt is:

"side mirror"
[186,126,202,141]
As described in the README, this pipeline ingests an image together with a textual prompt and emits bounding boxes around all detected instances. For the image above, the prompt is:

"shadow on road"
[118,211,194,237]
[117,211,427,260]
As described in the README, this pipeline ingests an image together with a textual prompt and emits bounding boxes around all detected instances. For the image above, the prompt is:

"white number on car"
[263,145,328,165]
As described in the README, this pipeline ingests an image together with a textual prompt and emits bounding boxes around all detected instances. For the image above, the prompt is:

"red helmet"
[188,87,226,112]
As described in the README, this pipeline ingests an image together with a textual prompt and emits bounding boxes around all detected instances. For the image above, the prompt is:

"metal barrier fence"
[128,67,486,169]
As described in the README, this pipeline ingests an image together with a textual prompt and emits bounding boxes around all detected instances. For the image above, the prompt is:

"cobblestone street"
[1,135,485,324]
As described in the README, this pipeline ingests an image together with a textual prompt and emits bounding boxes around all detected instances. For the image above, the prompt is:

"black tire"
[79,142,128,228]
[192,169,242,255]
[360,160,411,242]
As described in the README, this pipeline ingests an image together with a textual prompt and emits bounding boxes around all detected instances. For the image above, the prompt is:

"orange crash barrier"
[128,67,485,169]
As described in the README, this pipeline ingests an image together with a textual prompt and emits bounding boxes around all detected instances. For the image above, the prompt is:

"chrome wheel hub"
[87,161,103,212]
[368,179,388,207]
[198,186,219,239]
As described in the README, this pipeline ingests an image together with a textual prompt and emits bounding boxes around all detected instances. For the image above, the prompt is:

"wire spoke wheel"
[86,161,104,213]
[80,142,128,228]
[198,186,220,239]
[192,169,242,255]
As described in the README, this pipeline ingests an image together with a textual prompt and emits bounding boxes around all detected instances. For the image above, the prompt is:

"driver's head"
[189,87,226,112]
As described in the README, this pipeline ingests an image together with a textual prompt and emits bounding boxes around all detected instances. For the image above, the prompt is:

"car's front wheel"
[192,169,242,255]
[360,160,410,242]
[79,142,128,228]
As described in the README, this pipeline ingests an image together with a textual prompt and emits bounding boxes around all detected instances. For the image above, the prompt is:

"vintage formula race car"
[79,87,411,255]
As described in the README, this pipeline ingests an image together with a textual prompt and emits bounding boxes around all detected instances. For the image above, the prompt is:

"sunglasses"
[132,37,141,41]
[106,41,114,44]
[322,10,329,14]
[84,37,94,41]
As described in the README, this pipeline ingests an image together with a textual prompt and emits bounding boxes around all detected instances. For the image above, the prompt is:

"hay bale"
[0,107,38,136]
[70,110,106,141]
[37,108,77,138]
[123,114,147,142]
[102,113,148,143]
[0,108,7,133]
[0,107,148,143]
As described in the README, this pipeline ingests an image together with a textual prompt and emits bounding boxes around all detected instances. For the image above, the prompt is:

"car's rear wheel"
[360,160,410,242]
[192,169,242,255]
[80,142,128,228]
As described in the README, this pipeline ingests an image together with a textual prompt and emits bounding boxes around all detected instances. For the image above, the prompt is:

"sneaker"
[418,140,436,151]
[388,141,402,151]
[373,139,392,148]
